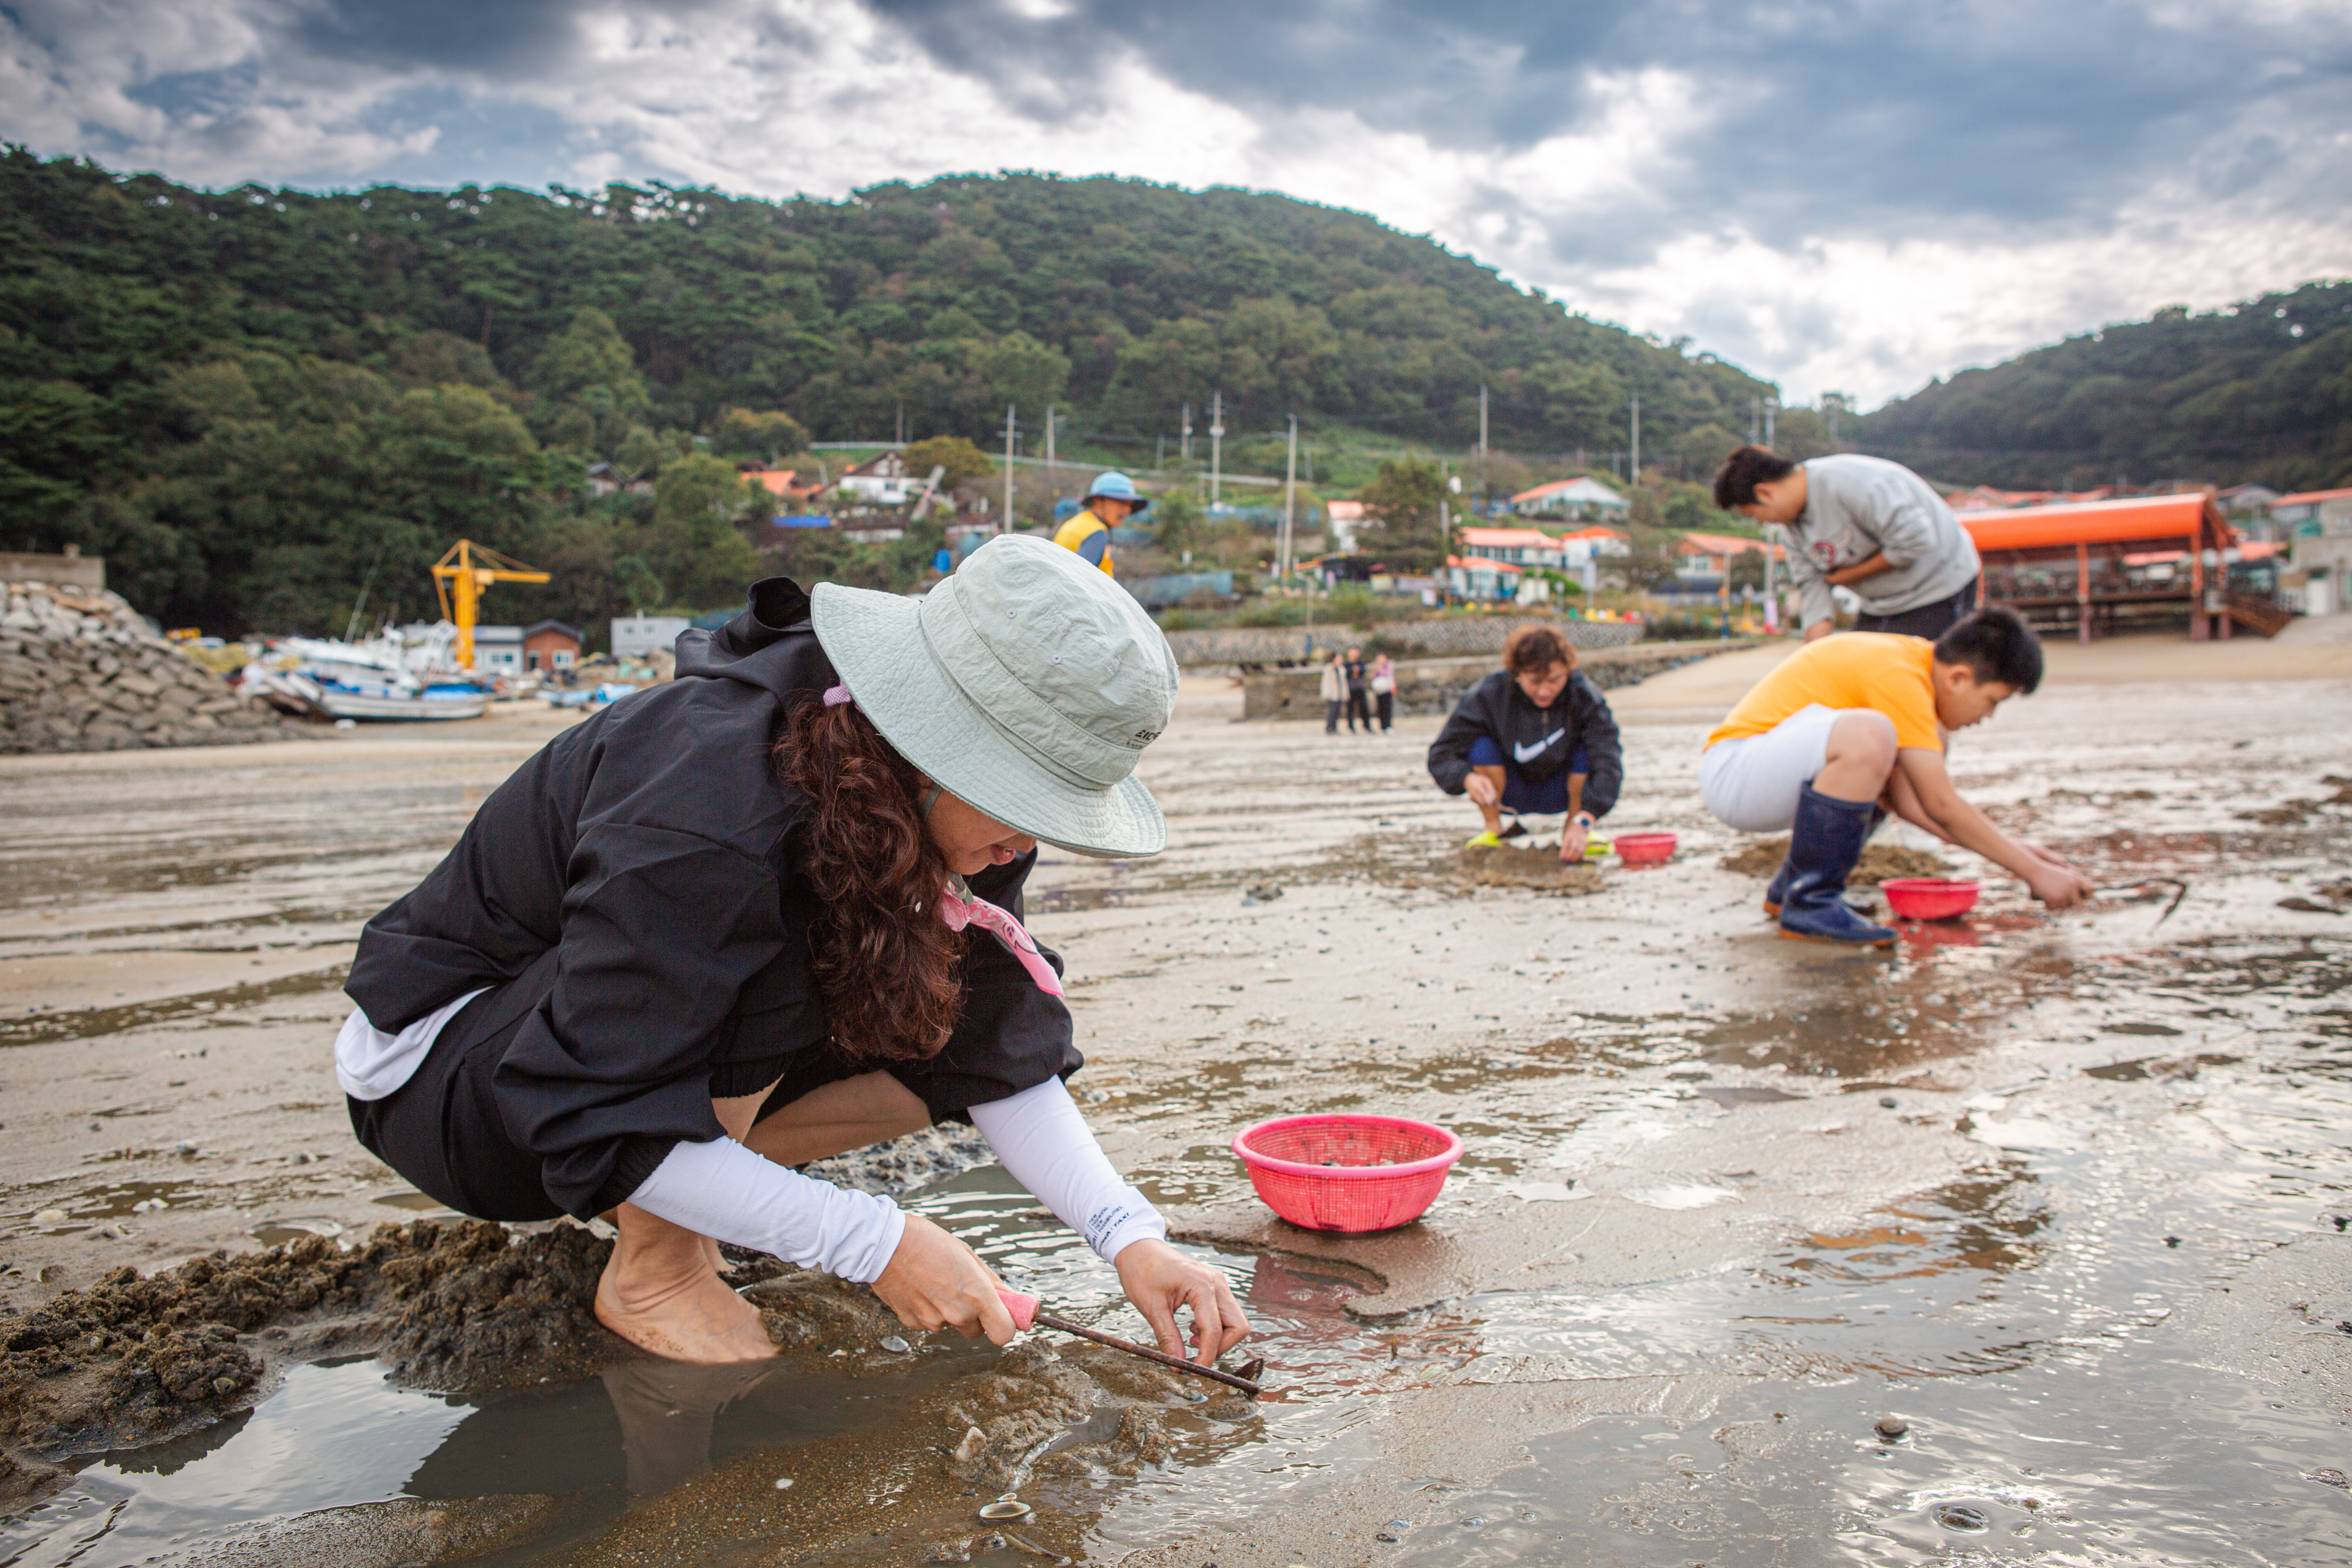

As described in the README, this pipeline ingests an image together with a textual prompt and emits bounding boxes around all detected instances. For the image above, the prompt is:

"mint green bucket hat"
[810,535,1179,858]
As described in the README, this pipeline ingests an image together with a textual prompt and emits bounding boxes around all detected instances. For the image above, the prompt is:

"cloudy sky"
[5,0,2348,406]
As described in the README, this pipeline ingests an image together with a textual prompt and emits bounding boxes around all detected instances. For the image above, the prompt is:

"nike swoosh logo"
[1514,728,1566,764]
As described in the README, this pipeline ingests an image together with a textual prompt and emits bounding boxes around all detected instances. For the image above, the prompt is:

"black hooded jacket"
[343,577,1078,1219]
[1425,668,1625,819]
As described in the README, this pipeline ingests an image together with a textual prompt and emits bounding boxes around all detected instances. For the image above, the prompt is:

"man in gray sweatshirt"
[1715,446,1981,641]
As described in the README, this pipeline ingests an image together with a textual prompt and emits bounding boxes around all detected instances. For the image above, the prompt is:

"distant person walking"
[1428,624,1624,862]
[1320,652,1345,734]
[1052,472,1149,578]
[1343,646,1372,733]
[1715,448,1981,641]
[1370,655,1396,732]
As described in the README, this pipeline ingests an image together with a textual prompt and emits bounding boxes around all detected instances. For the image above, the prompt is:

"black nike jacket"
[1425,668,1625,818]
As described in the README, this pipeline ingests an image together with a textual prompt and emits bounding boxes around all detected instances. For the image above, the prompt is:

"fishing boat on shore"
[243,632,493,722]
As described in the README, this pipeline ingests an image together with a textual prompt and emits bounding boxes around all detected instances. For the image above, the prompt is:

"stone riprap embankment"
[0,582,292,754]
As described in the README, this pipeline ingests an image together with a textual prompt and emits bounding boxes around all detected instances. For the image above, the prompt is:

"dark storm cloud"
[286,0,596,75]
[872,0,2350,251]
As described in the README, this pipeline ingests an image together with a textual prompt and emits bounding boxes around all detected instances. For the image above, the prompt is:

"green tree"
[1354,458,1450,573]
[969,332,1070,415]
[1152,486,1205,558]
[647,452,761,610]
[901,434,996,494]
[715,406,810,464]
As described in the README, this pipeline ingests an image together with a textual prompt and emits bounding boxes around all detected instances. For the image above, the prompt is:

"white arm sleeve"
[968,1077,1167,1263]
[626,1137,906,1285]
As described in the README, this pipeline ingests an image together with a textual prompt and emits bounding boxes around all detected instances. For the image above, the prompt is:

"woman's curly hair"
[775,697,965,1060]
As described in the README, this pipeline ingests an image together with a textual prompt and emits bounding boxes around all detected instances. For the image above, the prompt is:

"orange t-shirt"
[1705,633,1944,753]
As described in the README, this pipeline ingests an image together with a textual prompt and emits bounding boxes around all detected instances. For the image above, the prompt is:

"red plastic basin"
[1614,832,1677,866]
[1232,1114,1463,1234]
[1882,877,1981,920]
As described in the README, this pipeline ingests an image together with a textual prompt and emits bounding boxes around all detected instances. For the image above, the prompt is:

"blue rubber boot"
[1778,785,1896,947]
[1763,805,1885,918]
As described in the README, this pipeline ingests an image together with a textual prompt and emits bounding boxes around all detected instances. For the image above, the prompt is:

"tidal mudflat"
[4,639,2351,1566]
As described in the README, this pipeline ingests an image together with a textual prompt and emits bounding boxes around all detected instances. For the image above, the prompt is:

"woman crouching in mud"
[334,537,1249,1366]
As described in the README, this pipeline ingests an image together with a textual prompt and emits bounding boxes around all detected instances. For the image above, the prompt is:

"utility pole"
[1477,384,1490,521]
[1282,413,1298,577]
[1045,405,1056,479]
[1181,403,1192,463]
[1209,391,1224,509]
[1763,397,1775,448]
[1629,395,1641,482]
[1751,395,1761,444]
[1001,404,1016,532]
[895,402,905,447]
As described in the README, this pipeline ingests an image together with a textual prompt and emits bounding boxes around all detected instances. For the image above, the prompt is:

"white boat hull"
[313,690,490,722]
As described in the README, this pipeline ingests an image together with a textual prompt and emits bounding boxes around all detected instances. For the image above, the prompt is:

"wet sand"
[5,642,2352,1564]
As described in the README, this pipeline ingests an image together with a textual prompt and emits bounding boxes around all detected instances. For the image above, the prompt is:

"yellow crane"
[431,540,550,669]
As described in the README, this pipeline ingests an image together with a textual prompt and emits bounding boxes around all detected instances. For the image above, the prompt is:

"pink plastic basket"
[1231,1114,1464,1234]
[1882,877,1981,920]
[1613,832,1677,866]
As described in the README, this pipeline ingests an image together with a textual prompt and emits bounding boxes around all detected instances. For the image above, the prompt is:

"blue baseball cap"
[1085,471,1152,513]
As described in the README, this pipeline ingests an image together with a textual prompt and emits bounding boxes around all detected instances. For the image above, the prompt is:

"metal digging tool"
[2093,878,2189,929]
[996,1288,1265,1399]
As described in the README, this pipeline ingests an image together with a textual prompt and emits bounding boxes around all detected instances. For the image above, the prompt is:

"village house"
[838,450,923,506]
[2281,488,2352,616]
[1510,477,1630,521]
[585,463,655,498]
[471,624,525,674]
[1554,526,1631,568]
[1325,499,1365,552]
[1458,526,1565,570]
[1443,554,1524,602]
[521,620,583,674]
[1673,532,1786,590]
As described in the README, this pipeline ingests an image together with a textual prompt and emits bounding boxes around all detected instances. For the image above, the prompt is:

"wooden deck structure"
[1960,494,2280,642]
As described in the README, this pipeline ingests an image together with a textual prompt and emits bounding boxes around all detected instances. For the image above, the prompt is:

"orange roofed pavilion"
[1959,493,2269,641]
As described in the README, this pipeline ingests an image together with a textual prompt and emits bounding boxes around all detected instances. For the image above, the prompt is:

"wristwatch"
[1570,812,1595,831]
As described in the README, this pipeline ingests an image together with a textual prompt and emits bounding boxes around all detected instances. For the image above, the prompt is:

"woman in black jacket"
[1426,624,1626,862]
[337,538,1247,1366]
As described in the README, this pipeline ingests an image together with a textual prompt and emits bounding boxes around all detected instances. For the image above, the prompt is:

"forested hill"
[0,148,1770,633]
[1853,280,2352,493]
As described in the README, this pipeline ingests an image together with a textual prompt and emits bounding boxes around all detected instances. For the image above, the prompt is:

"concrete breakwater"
[0,581,292,754]
[1240,639,1764,719]
[1161,614,1640,669]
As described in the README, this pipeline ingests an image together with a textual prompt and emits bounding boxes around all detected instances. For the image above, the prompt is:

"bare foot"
[595,1205,775,1364]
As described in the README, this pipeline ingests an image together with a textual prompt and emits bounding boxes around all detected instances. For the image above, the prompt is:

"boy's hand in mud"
[2024,861,2095,910]
[1559,823,1588,863]
[1114,1239,1251,1365]
[1465,773,1501,809]
[873,1213,1015,1345]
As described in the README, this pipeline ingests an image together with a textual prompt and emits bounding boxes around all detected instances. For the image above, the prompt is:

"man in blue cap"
[1052,472,1150,577]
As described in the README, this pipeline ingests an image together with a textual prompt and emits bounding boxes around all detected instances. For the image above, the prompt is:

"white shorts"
[1699,705,1858,832]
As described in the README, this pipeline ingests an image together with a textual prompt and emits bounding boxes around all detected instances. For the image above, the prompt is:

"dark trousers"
[1857,577,1979,639]
[1325,699,1342,733]
[1375,691,1394,731]
[1345,690,1372,731]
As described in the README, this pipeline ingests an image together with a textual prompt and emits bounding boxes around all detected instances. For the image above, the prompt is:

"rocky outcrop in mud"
[0,1221,621,1466]
[0,579,292,753]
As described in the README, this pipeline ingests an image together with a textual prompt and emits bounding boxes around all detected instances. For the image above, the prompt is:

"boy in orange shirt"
[1701,605,2092,945]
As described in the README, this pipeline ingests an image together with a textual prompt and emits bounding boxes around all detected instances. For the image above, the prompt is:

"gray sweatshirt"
[1777,454,1981,628]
